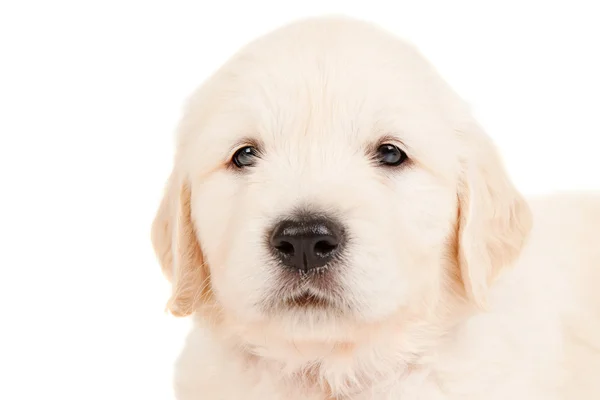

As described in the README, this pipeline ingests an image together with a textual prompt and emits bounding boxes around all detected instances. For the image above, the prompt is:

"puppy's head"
[151,17,531,345]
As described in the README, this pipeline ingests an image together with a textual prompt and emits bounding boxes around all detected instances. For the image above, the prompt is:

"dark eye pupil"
[233,146,258,168]
[377,144,406,166]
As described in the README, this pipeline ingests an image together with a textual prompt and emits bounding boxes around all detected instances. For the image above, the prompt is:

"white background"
[1,1,598,399]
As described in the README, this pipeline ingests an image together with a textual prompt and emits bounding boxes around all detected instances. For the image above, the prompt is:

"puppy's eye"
[232,146,259,168]
[376,144,408,166]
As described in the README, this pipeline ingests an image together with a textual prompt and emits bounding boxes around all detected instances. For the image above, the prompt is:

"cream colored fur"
[151,16,600,400]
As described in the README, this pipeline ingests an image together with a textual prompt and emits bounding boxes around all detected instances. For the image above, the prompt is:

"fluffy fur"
[151,16,600,400]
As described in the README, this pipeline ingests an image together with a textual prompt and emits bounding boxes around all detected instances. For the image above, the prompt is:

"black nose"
[269,218,344,272]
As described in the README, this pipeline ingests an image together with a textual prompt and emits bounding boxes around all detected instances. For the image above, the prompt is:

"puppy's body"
[151,17,600,400]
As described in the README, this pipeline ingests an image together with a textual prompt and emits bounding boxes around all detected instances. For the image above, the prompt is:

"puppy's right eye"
[232,146,259,168]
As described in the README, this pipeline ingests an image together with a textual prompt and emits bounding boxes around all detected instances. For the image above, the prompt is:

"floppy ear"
[151,171,209,317]
[457,127,532,308]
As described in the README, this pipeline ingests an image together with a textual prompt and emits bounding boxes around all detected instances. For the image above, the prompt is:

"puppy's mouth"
[274,266,343,310]
[283,290,332,308]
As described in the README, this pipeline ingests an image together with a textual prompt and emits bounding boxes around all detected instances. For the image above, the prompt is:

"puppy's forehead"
[183,18,466,173]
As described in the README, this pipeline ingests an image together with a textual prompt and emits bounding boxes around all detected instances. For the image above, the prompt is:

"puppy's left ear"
[457,124,532,308]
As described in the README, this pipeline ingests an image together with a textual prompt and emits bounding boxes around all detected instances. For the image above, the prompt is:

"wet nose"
[269,218,344,272]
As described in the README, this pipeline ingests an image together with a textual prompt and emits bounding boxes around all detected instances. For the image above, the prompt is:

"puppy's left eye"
[376,144,408,166]
[232,146,259,168]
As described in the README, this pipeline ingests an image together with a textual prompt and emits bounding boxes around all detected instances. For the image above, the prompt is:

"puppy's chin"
[220,284,360,346]
[228,299,412,366]
[260,293,355,341]
[240,308,363,348]
[237,295,397,346]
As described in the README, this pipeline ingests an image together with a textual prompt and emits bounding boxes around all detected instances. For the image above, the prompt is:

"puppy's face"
[189,74,459,327]
[152,18,531,345]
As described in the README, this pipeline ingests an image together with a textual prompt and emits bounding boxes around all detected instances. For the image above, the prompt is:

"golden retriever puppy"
[151,16,600,400]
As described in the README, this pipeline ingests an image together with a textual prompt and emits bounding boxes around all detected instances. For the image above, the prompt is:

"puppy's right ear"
[151,170,209,317]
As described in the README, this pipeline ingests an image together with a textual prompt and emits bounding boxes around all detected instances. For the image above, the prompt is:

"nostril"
[314,239,338,257]
[275,240,295,256]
